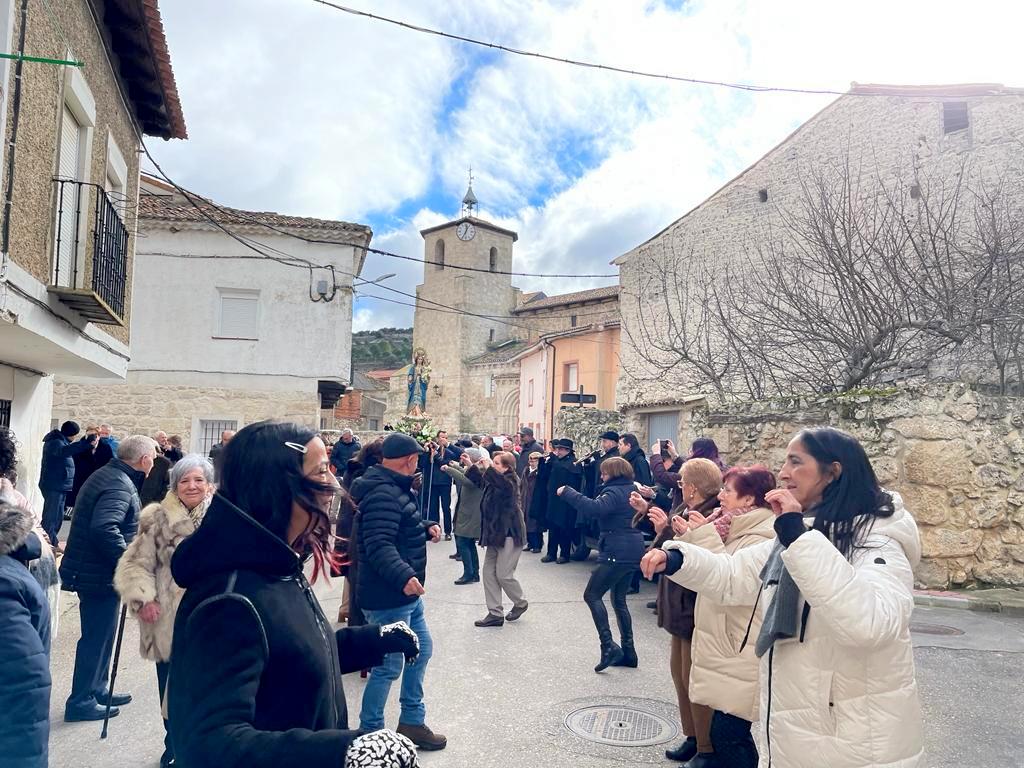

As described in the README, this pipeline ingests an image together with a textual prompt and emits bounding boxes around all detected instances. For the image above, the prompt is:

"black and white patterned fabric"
[345,730,419,768]
[380,621,420,662]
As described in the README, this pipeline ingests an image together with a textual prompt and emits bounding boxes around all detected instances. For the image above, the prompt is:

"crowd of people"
[0,415,925,768]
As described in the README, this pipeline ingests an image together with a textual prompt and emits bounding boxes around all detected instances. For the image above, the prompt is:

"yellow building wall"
[548,326,620,436]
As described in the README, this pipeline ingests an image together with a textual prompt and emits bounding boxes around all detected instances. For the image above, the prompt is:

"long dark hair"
[796,428,893,559]
[689,437,727,470]
[218,421,339,582]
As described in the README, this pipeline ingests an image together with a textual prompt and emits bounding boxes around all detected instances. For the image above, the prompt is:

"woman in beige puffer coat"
[643,428,923,768]
[115,453,212,768]
[677,465,777,768]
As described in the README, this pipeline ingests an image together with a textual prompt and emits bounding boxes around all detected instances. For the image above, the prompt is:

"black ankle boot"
[665,736,697,762]
[612,642,638,668]
[683,753,719,768]
[595,641,623,672]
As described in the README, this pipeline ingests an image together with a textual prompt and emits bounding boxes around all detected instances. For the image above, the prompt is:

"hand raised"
[688,511,709,528]
[637,485,656,500]
[647,506,669,534]
[671,515,689,536]
[765,488,803,516]
[628,491,649,514]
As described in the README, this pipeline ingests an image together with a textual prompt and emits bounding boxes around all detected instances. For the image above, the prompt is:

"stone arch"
[498,387,520,435]
[434,238,445,270]
[489,246,498,272]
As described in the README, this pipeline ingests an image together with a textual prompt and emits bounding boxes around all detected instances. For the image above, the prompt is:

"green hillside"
[352,327,414,370]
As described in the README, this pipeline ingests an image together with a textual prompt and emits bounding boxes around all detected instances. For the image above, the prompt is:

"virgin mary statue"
[406,348,431,416]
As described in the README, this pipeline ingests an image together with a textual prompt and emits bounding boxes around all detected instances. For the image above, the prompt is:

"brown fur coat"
[114,491,209,662]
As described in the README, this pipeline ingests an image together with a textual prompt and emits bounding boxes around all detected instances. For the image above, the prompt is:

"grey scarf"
[754,541,803,658]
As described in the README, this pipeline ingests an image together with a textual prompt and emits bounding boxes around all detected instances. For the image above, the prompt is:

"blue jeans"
[360,597,433,730]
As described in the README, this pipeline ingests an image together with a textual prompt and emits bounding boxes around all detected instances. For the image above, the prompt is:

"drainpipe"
[544,338,556,440]
[1,0,30,274]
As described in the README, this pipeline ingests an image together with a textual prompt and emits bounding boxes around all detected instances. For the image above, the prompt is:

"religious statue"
[406,347,431,416]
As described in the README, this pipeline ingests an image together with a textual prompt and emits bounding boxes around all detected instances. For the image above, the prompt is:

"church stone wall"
[515,296,621,341]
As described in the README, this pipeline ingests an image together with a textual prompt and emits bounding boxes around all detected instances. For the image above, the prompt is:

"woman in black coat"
[168,422,421,768]
[559,457,645,672]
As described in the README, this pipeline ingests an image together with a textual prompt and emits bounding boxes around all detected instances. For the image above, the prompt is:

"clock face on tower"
[456,222,476,241]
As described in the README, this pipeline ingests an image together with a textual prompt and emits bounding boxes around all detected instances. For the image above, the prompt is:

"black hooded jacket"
[350,465,430,611]
[168,494,387,768]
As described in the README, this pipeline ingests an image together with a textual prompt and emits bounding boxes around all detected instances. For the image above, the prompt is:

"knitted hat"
[681,458,723,500]
[382,433,424,459]
[60,421,81,438]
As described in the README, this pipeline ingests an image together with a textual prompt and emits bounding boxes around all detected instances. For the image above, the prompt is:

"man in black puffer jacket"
[60,435,156,722]
[351,433,447,752]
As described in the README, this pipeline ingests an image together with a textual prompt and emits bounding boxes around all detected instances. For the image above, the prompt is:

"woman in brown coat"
[630,458,722,765]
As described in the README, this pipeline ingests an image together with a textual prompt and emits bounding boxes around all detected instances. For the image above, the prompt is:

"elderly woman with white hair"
[115,453,214,768]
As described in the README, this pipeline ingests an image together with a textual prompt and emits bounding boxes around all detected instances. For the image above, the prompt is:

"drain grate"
[910,622,964,636]
[564,705,677,747]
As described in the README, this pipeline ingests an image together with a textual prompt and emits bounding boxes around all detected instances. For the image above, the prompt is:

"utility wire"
[311,1,849,96]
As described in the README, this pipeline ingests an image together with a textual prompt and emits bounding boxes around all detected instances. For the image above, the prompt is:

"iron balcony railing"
[52,178,128,322]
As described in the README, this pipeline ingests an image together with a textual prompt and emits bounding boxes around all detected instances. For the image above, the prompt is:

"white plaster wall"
[0,366,55,514]
[130,227,359,392]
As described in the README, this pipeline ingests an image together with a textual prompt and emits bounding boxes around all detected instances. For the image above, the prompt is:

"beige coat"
[664,493,923,768]
[683,507,775,722]
[114,491,209,662]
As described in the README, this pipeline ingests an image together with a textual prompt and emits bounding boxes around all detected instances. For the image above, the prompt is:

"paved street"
[48,541,1024,768]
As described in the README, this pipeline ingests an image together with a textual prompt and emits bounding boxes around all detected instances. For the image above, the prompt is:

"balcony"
[49,179,128,326]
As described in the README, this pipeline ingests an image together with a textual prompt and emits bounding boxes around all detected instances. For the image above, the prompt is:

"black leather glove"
[345,730,418,768]
[380,621,419,663]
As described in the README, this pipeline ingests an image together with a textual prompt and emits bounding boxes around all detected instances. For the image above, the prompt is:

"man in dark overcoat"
[539,439,582,564]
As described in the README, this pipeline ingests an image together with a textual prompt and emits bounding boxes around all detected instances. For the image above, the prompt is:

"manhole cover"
[564,705,677,747]
[910,622,964,636]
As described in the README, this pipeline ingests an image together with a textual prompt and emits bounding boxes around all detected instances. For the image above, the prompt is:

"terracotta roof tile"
[466,340,532,365]
[512,285,619,313]
[139,189,372,239]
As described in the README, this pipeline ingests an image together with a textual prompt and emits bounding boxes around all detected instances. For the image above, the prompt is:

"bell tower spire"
[461,166,478,217]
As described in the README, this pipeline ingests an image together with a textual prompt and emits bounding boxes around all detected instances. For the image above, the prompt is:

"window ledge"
[211,335,258,341]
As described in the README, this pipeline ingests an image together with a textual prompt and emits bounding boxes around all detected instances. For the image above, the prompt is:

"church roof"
[419,216,519,242]
[465,339,533,365]
[512,285,619,313]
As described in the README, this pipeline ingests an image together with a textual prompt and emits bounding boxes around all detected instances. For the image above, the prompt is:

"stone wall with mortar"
[554,407,624,457]
[676,384,1024,589]
[52,380,318,450]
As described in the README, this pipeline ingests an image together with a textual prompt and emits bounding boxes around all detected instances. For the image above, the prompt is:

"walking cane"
[101,603,129,739]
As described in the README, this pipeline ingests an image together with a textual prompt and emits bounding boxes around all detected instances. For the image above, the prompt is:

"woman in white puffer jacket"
[642,427,923,768]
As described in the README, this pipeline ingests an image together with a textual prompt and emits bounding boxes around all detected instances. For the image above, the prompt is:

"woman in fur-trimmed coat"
[115,454,213,768]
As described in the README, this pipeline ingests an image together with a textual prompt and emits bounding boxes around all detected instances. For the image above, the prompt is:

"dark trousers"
[156,661,174,763]
[526,529,543,550]
[711,710,758,767]
[546,525,572,559]
[455,535,479,579]
[67,591,119,710]
[41,490,66,546]
[583,562,636,645]
[428,484,453,535]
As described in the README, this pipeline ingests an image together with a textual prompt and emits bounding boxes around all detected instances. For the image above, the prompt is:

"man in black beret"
[536,438,582,564]
[351,432,447,751]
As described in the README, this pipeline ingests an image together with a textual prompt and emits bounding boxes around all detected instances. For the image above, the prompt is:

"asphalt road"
[47,540,1024,768]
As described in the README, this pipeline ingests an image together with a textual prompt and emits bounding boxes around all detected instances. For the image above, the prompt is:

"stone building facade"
[0,0,184,506]
[52,176,371,454]
[616,83,1024,415]
[386,189,622,434]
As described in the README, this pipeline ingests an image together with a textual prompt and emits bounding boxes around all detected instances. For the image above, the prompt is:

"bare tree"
[624,154,1024,400]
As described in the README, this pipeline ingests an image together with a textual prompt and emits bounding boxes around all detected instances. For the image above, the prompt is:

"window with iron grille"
[0,399,11,428]
[199,419,237,456]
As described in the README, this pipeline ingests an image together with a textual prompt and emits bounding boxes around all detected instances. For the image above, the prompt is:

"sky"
[149,0,1024,331]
